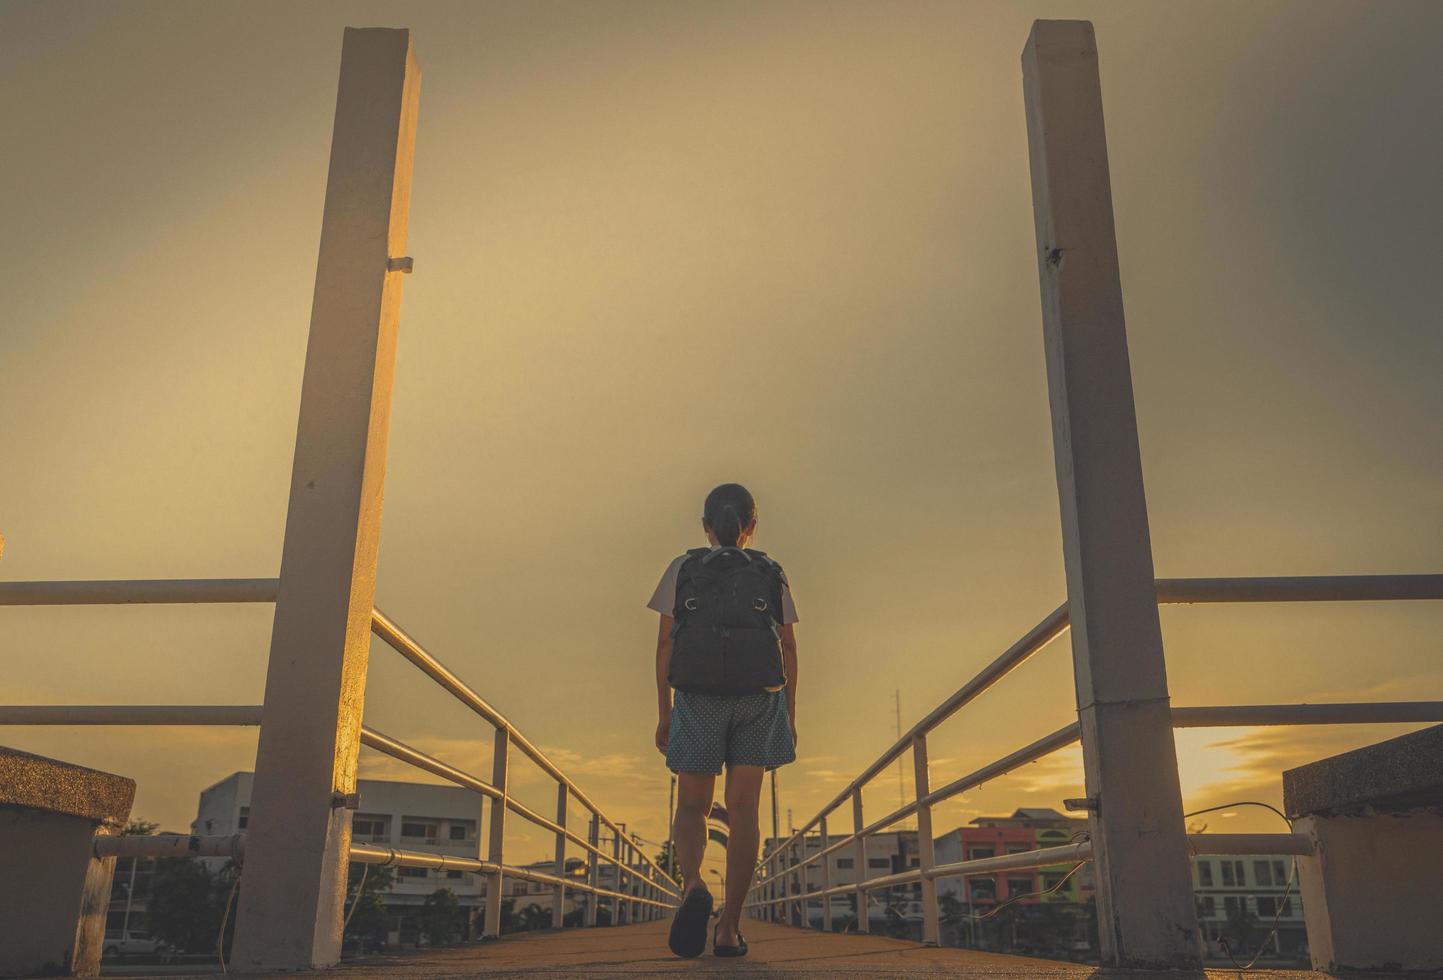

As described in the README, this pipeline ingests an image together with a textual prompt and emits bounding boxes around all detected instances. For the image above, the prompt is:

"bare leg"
[672,772,715,898]
[718,764,764,945]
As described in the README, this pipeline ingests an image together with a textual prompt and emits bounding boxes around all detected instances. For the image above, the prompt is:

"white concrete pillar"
[483,730,509,939]
[819,815,832,932]
[851,789,868,933]
[584,813,600,927]
[1020,20,1199,969]
[551,784,568,928]
[612,831,625,925]
[912,736,939,946]
[0,748,134,978]
[230,27,420,972]
[1296,810,1443,970]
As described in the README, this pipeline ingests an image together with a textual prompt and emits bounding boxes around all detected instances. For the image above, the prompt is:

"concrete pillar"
[1284,722,1443,971]
[1020,20,1199,969]
[584,813,599,926]
[230,27,420,971]
[612,831,625,925]
[552,784,568,928]
[483,730,509,939]
[912,736,939,946]
[819,815,832,932]
[1295,811,1443,971]
[0,747,134,978]
[851,789,868,933]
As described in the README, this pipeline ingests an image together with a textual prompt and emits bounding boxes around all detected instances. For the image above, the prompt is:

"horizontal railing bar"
[356,726,675,894]
[926,840,1093,881]
[1156,574,1443,604]
[370,608,678,890]
[359,726,502,800]
[760,697,1441,892]
[349,843,494,874]
[348,844,673,908]
[1186,833,1312,856]
[1172,701,1443,727]
[775,722,1082,884]
[0,705,264,726]
[750,833,1313,910]
[0,578,279,605]
[758,574,1440,872]
[921,722,1081,811]
[764,603,1071,862]
[95,833,246,860]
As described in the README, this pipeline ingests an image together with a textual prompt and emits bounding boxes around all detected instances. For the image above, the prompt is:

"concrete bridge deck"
[292,921,1330,979]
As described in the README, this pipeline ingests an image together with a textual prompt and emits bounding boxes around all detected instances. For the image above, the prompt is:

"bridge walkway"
[311,921,1328,978]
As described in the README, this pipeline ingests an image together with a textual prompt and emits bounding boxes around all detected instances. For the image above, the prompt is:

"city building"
[763,830,923,933]
[196,772,483,944]
[1193,854,1306,958]
[193,772,651,944]
[932,808,1094,952]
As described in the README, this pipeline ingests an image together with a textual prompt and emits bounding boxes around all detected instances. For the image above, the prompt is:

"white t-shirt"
[647,548,799,624]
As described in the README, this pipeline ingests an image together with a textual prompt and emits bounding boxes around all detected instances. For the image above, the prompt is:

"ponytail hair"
[703,483,756,548]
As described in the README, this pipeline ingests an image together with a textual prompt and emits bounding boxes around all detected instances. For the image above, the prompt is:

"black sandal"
[667,886,713,958]
[713,923,748,958]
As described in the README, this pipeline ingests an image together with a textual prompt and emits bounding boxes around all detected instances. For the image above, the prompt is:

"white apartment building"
[763,830,922,930]
[1193,854,1306,958]
[195,772,483,943]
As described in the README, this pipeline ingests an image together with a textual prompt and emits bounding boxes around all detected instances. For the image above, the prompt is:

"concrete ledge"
[1283,723,1443,818]
[0,746,136,977]
[0,745,136,826]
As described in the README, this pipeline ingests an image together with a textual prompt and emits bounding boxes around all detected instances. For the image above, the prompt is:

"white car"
[102,931,168,958]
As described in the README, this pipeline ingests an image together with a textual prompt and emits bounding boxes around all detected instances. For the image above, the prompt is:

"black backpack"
[667,546,788,696]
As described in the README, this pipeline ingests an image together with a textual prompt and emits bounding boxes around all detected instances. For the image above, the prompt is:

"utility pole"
[895,690,905,820]
[120,856,137,936]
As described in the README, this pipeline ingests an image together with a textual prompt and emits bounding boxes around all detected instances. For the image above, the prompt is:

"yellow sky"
[3,0,1441,865]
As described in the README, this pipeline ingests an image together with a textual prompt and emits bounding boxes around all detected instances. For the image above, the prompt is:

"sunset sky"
[3,0,1440,871]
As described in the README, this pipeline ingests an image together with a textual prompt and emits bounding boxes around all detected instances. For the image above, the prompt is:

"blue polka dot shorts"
[666,690,796,775]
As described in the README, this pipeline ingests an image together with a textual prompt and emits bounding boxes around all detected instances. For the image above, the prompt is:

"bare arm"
[654,614,674,753]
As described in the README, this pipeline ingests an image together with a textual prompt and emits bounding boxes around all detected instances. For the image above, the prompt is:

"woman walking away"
[649,483,799,958]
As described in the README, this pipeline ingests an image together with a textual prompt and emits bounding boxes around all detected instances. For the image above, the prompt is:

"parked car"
[102,930,168,958]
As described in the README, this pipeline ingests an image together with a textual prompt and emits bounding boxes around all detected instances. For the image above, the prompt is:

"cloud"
[1178,722,1439,832]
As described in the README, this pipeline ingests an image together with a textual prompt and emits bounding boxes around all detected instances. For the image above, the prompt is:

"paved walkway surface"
[304,921,1331,979]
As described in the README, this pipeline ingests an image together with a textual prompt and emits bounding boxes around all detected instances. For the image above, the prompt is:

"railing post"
[629,839,641,923]
[913,736,939,946]
[552,783,568,928]
[612,830,626,925]
[799,840,809,927]
[768,852,777,923]
[1021,19,1200,968]
[230,27,421,972]
[483,728,509,939]
[585,813,600,927]
[851,788,869,933]
[790,842,802,929]
[820,815,833,932]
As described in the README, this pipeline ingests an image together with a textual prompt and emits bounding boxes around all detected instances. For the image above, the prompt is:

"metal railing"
[0,578,679,936]
[745,574,1443,944]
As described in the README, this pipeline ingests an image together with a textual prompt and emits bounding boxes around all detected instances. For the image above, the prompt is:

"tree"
[343,863,394,948]
[654,842,677,880]
[513,902,551,932]
[147,859,238,955]
[1225,900,1260,958]
[420,888,464,945]
[939,892,973,948]
[124,818,160,836]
